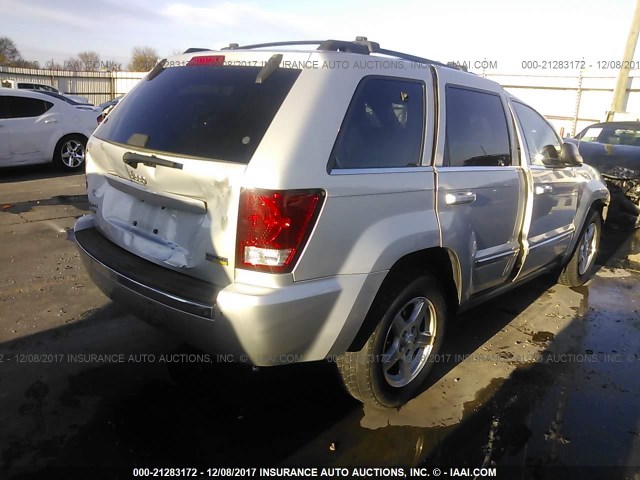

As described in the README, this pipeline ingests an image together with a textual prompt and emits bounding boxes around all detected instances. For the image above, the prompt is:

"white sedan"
[0,89,102,171]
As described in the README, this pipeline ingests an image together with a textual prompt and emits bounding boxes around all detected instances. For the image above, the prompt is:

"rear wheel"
[558,210,601,287]
[337,271,446,408]
[54,134,87,171]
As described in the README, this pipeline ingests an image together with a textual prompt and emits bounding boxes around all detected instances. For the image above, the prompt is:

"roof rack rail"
[222,40,325,50]
[219,37,461,70]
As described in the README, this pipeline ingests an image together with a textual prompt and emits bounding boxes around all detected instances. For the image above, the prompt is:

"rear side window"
[329,77,425,170]
[444,86,511,167]
[512,102,561,166]
[2,96,53,118]
[95,65,301,164]
[580,126,640,146]
[613,127,640,146]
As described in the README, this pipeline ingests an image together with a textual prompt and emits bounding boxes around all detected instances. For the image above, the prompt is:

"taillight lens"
[236,189,324,273]
[187,55,225,66]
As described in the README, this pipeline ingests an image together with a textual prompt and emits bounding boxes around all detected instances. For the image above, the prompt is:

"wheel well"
[591,199,606,220]
[347,247,460,352]
[53,133,88,159]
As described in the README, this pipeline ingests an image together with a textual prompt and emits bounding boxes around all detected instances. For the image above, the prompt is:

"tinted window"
[0,97,8,119]
[444,86,511,167]
[613,128,640,146]
[513,102,561,166]
[4,96,53,118]
[95,65,300,164]
[17,83,56,93]
[581,126,640,146]
[330,77,424,169]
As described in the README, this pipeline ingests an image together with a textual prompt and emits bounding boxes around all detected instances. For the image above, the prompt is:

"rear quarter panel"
[241,54,441,280]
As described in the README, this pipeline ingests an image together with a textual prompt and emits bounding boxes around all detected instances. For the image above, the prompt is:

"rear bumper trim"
[75,225,217,318]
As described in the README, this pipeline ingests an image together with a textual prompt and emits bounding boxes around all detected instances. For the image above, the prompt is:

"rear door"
[511,101,578,278]
[4,95,59,164]
[89,60,301,286]
[434,68,525,300]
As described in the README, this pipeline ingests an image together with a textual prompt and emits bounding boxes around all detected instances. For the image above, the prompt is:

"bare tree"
[13,59,39,68]
[0,37,23,66]
[64,56,83,71]
[128,46,159,72]
[46,61,67,71]
[78,51,101,70]
[0,37,40,68]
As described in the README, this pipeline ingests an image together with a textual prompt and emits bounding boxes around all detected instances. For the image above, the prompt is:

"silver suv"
[75,38,610,407]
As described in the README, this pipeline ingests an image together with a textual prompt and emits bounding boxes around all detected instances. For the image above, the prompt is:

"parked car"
[0,89,102,170]
[1,79,90,105]
[97,96,123,112]
[74,38,609,407]
[566,121,640,228]
[32,90,97,110]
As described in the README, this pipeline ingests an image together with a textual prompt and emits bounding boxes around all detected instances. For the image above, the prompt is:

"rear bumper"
[75,223,218,319]
[74,215,380,365]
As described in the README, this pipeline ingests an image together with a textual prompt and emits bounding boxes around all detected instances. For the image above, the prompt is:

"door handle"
[445,191,477,205]
[44,119,58,124]
[535,185,553,195]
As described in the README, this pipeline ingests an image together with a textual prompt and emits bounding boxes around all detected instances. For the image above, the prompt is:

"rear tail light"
[187,55,225,66]
[236,189,324,273]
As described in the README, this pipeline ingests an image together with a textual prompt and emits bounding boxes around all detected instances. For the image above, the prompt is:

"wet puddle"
[1,195,89,215]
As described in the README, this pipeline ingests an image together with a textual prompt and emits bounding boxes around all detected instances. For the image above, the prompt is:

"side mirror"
[560,142,583,166]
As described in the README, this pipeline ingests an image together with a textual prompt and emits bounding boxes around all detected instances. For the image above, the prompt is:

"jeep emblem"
[127,169,147,185]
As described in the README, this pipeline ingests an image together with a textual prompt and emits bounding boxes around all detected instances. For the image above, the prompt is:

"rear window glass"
[95,65,300,163]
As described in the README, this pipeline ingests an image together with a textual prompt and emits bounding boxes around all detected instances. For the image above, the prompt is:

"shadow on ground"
[0,164,82,184]
[1,195,89,216]
[0,221,638,479]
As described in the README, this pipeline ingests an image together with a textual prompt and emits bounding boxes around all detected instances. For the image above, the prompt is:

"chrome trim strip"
[529,165,573,172]
[475,248,519,265]
[529,229,575,251]
[436,166,522,172]
[330,167,432,175]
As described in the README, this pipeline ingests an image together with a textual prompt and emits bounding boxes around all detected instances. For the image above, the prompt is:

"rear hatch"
[86,54,301,286]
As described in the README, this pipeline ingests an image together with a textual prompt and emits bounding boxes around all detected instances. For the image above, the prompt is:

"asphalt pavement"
[1,165,639,479]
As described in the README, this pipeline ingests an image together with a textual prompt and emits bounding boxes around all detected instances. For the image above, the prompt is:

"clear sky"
[0,0,637,72]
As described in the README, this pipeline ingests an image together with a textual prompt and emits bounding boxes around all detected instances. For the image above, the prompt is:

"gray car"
[74,38,609,407]
[566,122,640,228]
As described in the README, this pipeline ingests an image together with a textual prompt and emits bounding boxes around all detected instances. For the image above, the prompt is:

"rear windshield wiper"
[123,152,183,170]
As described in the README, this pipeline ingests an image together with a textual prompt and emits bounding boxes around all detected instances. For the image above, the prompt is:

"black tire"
[336,271,446,408]
[53,134,87,171]
[558,210,602,287]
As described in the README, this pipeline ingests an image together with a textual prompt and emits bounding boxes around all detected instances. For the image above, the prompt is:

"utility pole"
[607,0,640,121]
